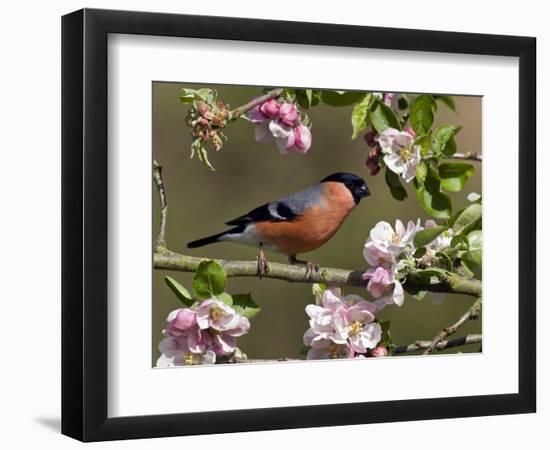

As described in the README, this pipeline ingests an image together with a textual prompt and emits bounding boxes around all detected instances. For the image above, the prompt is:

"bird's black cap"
[321,172,370,203]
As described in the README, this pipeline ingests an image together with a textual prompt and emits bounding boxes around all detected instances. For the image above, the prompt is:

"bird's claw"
[289,255,319,280]
[257,250,269,278]
[305,262,320,280]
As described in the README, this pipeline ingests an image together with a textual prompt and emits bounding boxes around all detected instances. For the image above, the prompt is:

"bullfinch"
[187,172,370,276]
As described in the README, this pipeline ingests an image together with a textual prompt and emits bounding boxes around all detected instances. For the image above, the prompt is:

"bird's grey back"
[275,184,323,216]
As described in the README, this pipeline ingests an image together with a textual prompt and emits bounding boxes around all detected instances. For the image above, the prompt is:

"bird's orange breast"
[254,182,356,255]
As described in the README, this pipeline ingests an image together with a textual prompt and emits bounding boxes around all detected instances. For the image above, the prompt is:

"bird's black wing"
[225,201,299,226]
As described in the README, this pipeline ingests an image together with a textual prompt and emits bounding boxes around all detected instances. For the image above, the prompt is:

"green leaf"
[232,293,262,319]
[179,88,197,104]
[432,124,458,157]
[216,292,233,306]
[452,203,482,236]
[415,267,451,278]
[378,321,395,353]
[415,160,428,184]
[450,234,469,250]
[164,276,194,307]
[435,251,453,271]
[410,95,436,135]
[415,134,432,157]
[467,230,482,250]
[351,94,373,139]
[312,283,327,305]
[434,95,457,112]
[439,162,475,192]
[179,88,215,105]
[192,260,227,299]
[413,226,447,248]
[370,100,401,134]
[411,290,428,301]
[320,90,366,107]
[295,89,320,109]
[461,250,482,280]
[385,169,408,201]
[412,166,452,219]
[413,247,427,258]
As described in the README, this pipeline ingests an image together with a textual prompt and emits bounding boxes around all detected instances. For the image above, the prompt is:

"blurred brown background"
[152,82,482,364]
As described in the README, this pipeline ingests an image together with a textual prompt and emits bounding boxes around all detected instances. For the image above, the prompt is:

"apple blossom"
[291,124,312,153]
[157,299,250,367]
[259,99,280,118]
[303,288,382,359]
[379,127,421,182]
[248,98,312,154]
[278,102,298,126]
[371,346,388,357]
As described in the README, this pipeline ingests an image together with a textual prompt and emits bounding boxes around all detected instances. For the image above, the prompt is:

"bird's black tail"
[187,226,243,249]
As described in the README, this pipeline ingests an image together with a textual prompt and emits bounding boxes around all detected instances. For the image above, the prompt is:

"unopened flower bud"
[197,102,211,117]
[364,130,378,147]
[278,102,298,126]
[366,146,382,176]
[404,126,416,138]
[371,346,388,357]
[259,99,280,118]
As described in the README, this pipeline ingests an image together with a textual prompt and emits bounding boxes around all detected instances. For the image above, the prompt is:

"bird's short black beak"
[358,185,370,198]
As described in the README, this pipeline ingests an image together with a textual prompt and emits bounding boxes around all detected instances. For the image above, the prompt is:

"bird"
[187,172,370,277]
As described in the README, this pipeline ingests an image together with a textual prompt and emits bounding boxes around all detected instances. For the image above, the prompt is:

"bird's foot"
[289,255,319,280]
[257,249,269,278]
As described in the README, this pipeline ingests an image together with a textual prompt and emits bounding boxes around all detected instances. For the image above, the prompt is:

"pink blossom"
[278,102,298,126]
[371,346,388,357]
[290,125,312,153]
[165,308,196,336]
[404,126,416,138]
[383,93,395,107]
[303,288,382,359]
[247,104,269,123]
[157,299,250,367]
[363,266,394,298]
[269,120,296,154]
[259,99,280,118]
[379,128,421,182]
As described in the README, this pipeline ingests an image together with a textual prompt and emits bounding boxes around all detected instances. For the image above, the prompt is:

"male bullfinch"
[187,173,370,276]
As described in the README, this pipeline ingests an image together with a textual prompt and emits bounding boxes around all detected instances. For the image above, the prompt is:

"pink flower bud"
[364,130,378,147]
[383,93,395,107]
[259,99,280,118]
[371,346,388,357]
[404,126,416,138]
[278,102,298,126]
[197,102,211,117]
[366,146,382,176]
[291,125,312,153]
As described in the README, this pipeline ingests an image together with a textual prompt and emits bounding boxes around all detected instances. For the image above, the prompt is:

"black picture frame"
[62,8,536,442]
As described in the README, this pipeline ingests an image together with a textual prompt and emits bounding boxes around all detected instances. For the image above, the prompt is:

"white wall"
[0,1,545,448]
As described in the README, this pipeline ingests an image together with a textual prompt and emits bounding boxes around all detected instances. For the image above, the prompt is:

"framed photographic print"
[62,8,536,442]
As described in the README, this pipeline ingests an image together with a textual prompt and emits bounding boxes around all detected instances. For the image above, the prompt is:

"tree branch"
[448,152,482,162]
[154,250,481,297]
[394,333,481,354]
[153,160,168,251]
[423,297,482,355]
[228,88,284,119]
